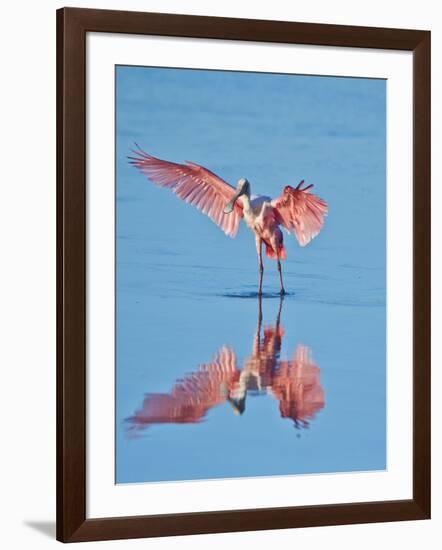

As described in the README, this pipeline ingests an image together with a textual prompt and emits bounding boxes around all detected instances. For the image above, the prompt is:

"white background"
[0,0,439,548]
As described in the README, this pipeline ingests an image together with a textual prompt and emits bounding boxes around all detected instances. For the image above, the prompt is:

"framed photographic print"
[56,7,431,542]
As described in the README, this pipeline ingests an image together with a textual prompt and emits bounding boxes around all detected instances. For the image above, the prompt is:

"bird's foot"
[280,288,286,296]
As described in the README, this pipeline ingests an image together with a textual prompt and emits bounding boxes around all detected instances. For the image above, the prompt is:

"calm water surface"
[116,66,386,483]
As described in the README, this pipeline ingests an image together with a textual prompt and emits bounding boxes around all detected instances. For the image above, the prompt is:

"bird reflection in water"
[125,297,324,436]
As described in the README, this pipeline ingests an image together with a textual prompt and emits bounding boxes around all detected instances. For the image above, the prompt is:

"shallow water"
[115,66,386,483]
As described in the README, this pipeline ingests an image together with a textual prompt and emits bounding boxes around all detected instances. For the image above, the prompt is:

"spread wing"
[128,145,243,238]
[271,181,328,246]
[125,347,239,431]
[271,345,325,428]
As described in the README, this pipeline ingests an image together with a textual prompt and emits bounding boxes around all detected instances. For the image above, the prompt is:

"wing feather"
[125,347,239,428]
[271,182,328,246]
[128,146,243,238]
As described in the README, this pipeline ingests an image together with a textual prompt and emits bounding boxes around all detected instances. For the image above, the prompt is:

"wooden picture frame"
[57,6,430,542]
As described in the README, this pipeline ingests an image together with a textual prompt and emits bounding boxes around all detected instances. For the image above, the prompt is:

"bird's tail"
[264,241,286,260]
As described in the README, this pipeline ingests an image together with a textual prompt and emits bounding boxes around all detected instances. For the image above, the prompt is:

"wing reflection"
[125,297,324,435]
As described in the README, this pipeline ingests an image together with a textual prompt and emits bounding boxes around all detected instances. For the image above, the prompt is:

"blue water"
[115,66,386,484]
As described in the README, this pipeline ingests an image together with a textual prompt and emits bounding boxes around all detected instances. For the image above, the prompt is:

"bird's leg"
[251,293,263,359]
[277,259,286,295]
[257,292,263,329]
[276,293,284,328]
[256,236,263,296]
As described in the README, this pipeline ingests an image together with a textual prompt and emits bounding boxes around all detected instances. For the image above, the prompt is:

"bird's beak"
[223,188,243,214]
[227,396,246,415]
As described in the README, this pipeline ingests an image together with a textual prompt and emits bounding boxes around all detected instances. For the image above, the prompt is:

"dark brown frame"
[57,6,431,543]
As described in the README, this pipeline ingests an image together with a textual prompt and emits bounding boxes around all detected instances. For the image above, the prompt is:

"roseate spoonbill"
[125,296,324,434]
[128,146,328,295]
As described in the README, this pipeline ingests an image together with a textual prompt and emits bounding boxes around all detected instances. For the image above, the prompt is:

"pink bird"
[125,296,324,433]
[128,146,328,295]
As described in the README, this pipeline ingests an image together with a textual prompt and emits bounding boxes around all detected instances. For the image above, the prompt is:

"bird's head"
[227,396,246,416]
[223,178,250,214]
